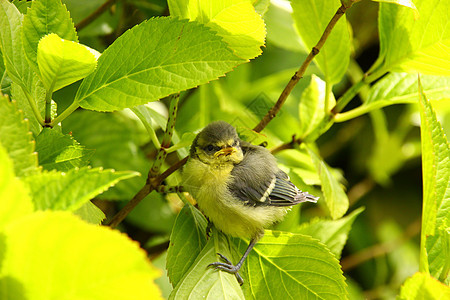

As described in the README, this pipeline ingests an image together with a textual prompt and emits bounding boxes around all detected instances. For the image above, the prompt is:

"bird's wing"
[230,143,317,207]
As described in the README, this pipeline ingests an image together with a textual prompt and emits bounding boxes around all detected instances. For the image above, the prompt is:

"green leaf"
[75,17,243,112]
[399,272,450,300]
[169,228,244,299]
[291,0,350,84]
[336,73,450,122]
[0,94,38,177]
[0,49,12,95]
[167,203,208,287]
[168,0,266,60]
[298,75,336,140]
[238,231,348,299]
[0,143,34,231]
[419,77,450,276]
[0,211,163,299]
[24,167,139,212]
[263,0,305,52]
[370,0,418,17]
[37,33,99,92]
[73,201,105,224]
[35,127,92,171]
[63,110,150,199]
[373,0,450,76]
[308,147,349,219]
[22,0,78,75]
[295,207,364,258]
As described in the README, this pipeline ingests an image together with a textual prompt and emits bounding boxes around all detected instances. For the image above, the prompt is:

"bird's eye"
[233,140,239,147]
[205,144,214,152]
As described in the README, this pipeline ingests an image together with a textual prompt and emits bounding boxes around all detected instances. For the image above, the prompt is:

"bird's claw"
[207,253,244,285]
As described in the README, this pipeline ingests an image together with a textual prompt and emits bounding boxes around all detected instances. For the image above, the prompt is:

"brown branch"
[75,0,117,31]
[106,156,188,228]
[253,3,354,133]
[340,218,421,272]
[270,135,302,155]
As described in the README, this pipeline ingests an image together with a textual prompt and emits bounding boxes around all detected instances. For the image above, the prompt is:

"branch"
[75,0,117,31]
[270,135,302,155]
[253,2,355,133]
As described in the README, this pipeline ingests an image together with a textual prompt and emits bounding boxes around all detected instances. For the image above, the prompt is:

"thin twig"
[340,218,421,271]
[75,0,117,31]
[270,135,302,155]
[253,2,354,133]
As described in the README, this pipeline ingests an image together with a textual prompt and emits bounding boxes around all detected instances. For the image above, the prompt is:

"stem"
[332,79,365,114]
[21,85,45,126]
[253,2,355,133]
[75,0,117,31]
[50,100,80,126]
[44,89,53,124]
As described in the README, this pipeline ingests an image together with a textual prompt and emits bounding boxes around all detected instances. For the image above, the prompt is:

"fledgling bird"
[182,121,318,285]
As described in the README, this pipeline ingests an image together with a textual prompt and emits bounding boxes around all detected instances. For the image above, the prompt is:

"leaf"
[399,272,450,300]
[373,0,450,76]
[169,228,244,299]
[75,17,244,112]
[63,110,150,199]
[418,77,450,276]
[263,0,305,52]
[308,147,349,219]
[370,0,418,18]
[0,211,163,299]
[73,201,106,224]
[295,207,365,258]
[35,127,92,171]
[24,167,139,212]
[0,49,12,95]
[167,203,208,287]
[37,33,99,92]
[0,144,34,231]
[298,75,336,140]
[22,0,78,75]
[291,0,350,84]
[0,94,38,177]
[238,231,348,299]
[168,0,266,60]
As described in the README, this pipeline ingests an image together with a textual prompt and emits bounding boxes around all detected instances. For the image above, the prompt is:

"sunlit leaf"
[291,0,351,84]
[0,94,38,177]
[167,203,208,287]
[24,167,139,212]
[295,207,364,258]
[0,211,163,299]
[75,17,244,111]
[370,0,418,18]
[372,0,450,76]
[37,33,99,92]
[73,201,105,224]
[238,231,348,299]
[22,0,78,75]
[0,144,34,231]
[168,0,266,60]
[399,272,450,299]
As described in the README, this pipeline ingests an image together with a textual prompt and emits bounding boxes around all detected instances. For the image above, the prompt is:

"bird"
[182,121,318,285]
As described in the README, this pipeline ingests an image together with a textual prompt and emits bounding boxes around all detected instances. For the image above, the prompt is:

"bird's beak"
[214,147,237,158]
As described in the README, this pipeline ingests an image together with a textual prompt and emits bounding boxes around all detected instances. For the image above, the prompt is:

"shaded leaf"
[167,203,208,287]
[0,211,163,299]
[291,0,350,84]
[73,201,105,224]
[0,94,38,177]
[295,207,365,258]
[22,0,78,75]
[0,144,34,231]
[24,167,139,212]
[75,17,244,111]
[37,33,99,92]
[168,0,266,60]
[169,228,244,299]
[35,127,92,171]
[308,147,349,219]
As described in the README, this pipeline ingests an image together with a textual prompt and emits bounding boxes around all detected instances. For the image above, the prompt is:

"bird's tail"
[295,191,319,203]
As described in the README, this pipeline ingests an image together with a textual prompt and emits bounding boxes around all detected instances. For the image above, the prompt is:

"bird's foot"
[208,253,244,285]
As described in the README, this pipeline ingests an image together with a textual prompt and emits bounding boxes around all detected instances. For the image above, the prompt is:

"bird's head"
[191,121,244,166]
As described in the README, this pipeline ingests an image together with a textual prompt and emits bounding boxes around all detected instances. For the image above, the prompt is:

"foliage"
[0,0,449,299]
